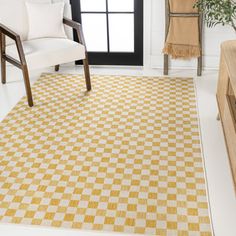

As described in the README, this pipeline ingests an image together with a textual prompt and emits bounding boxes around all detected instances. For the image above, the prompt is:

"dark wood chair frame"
[164,0,203,76]
[0,17,91,107]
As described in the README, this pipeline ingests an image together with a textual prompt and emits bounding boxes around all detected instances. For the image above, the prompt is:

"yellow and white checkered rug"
[0,74,212,235]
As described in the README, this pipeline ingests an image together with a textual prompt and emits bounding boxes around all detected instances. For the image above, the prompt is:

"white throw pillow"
[26,2,67,40]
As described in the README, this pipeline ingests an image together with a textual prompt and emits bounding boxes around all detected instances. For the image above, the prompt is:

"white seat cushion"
[6,38,85,70]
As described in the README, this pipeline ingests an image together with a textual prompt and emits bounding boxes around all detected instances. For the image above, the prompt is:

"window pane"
[81,14,108,52]
[80,0,106,12]
[108,0,134,12]
[109,14,134,52]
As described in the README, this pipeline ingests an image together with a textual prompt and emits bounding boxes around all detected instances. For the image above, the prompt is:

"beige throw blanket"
[163,0,201,59]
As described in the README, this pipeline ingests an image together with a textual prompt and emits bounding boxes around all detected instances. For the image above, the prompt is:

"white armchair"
[0,0,91,107]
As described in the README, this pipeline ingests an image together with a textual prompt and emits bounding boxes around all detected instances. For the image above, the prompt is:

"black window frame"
[70,0,143,66]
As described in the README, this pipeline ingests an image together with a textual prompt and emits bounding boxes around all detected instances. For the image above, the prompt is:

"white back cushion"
[0,0,51,43]
[53,0,73,40]
[0,0,73,44]
[26,2,67,40]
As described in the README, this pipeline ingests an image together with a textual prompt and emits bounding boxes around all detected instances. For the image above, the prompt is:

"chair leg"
[0,33,6,84]
[83,56,91,91]
[55,65,60,72]
[1,57,6,84]
[197,55,202,76]
[164,54,169,75]
[22,65,33,107]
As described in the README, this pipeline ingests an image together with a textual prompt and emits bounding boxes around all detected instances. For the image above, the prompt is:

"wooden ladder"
[163,0,203,76]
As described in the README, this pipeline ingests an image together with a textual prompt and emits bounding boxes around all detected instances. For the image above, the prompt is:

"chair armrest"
[63,17,87,48]
[0,23,20,41]
[0,23,27,66]
[63,17,81,30]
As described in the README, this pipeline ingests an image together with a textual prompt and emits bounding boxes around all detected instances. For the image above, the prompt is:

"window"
[70,0,143,65]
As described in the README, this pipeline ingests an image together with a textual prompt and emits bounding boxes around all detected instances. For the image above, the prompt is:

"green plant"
[195,0,236,31]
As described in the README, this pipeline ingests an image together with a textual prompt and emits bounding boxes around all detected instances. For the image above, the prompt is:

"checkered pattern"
[0,74,212,235]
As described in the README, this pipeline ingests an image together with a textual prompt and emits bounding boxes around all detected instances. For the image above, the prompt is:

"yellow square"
[45,212,55,220]
[127,204,137,211]
[167,221,177,229]
[50,199,60,206]
[189,223,200,231]
[5,209,16,217]
[84,215,95,223]
[188,208,198,216]
[104,217,115,225]
[25,211,35,218]
[125,218,135,226]
[64,214,74,221]
[146,220,156,228]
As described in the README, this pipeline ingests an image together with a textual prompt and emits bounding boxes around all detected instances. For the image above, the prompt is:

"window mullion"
[105,0,110,53]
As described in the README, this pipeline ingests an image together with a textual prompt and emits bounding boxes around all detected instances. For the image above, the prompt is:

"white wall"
[144,0,236,70]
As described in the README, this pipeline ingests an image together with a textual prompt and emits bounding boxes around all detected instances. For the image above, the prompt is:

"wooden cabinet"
[217,40,236,191]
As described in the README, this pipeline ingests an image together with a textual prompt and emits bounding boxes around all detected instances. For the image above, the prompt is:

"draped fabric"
[169,0,198,13]
[163,0,201,59]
